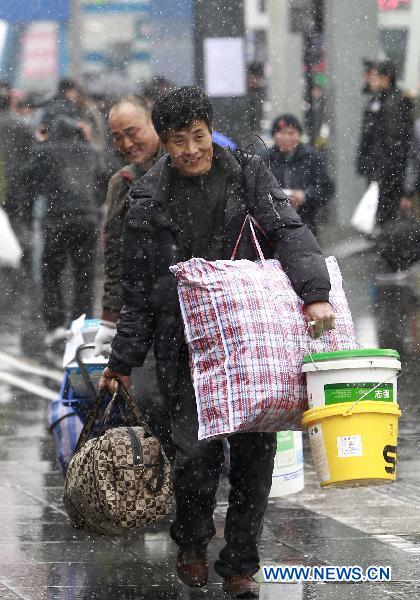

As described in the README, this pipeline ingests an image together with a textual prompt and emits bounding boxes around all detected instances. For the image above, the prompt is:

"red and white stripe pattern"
[171,256,355,440]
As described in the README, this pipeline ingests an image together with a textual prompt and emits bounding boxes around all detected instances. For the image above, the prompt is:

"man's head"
[58,78,81,103]
[367,60,396,94]
[152,87,214,177]
[271,114,302,154]
[109,95,160,165]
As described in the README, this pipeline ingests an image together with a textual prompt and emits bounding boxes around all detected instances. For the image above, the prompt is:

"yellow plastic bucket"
[301,401,401,488]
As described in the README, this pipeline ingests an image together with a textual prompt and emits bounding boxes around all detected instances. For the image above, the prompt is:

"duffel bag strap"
[74,388,108,454]
[106,382,157,438]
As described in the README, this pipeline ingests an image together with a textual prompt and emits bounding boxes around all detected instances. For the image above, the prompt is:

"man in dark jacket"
[26,117,102,341]
[357,60,413,226]
[261,114,334,235]
[93,95,174,461]
[0,81,34,260]
[100,87,334,598]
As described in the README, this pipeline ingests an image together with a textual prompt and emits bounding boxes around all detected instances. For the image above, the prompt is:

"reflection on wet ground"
[1,249,420,599]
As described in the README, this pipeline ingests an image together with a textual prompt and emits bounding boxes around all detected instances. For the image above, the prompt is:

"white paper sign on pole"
[204,37,247,98]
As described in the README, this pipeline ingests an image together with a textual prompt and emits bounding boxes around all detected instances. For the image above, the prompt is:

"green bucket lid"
[302,348,400,364]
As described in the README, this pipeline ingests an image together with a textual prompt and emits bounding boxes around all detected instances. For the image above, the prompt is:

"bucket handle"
[304,325,367,371]
[342,372,400,416]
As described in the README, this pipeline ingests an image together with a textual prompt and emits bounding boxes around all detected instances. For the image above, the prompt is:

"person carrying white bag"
[100,87,334,599]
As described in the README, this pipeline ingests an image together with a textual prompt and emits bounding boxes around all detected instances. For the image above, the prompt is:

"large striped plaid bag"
[169,217,356,440]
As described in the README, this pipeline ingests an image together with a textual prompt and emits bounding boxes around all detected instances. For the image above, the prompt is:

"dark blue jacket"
[261,143,334,233]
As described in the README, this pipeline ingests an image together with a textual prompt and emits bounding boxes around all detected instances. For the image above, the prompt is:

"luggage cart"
[48,344,108,475]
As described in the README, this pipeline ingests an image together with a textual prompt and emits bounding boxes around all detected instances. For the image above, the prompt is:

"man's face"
[109,103,160,165]
[165,119,213,177]
[367,70,391,94]
[274,126,301,154]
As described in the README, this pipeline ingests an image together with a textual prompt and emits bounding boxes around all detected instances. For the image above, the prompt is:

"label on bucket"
[337,435,363,458]
[324,383,393,404]
[308,424,330,484]
[275,431,296,468]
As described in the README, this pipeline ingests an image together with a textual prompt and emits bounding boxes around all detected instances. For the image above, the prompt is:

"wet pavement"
[1,236,420,599]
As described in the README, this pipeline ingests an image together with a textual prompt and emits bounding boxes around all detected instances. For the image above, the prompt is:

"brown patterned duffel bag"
[63,383,173,535]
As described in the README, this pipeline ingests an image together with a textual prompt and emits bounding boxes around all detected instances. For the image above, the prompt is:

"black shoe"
[222,574,260,598]
[176,548,208,587]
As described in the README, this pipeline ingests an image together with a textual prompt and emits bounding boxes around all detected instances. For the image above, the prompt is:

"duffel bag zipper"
[126,427,144,466]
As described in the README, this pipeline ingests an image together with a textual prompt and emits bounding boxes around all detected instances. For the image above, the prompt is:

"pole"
[324,0,380,225]
[192,0,248,144]
[403,0,420,94]
[69,0,83,81]
[267,0,305,125]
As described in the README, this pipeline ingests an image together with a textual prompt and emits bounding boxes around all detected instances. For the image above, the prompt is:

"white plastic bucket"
[302,349,401,410]
[269,431,304,497]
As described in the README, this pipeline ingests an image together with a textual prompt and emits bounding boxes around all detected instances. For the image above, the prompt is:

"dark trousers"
[169,352,276,577]
[42,221,97,329]
[377,177,403,226]
[131,351,176,465]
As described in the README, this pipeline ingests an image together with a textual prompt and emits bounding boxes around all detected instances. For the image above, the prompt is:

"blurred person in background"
[0,81,34,268]
[375,105,420,277]
[93,95,174,461]
[142,75,176,110]
[25,116,103,346]
[357,59,413,227]
[40,78,82,128]
[261,114,334,236]
[309,78,330,152]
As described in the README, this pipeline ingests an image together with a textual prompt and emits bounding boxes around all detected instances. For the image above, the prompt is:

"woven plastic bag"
[170,217,356,440]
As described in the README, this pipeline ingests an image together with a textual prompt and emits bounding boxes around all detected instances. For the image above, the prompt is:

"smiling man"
[96,96,162,347]
[100,87,334,598]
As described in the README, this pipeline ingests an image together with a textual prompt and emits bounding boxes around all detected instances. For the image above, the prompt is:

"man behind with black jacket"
[261,113,334,235]
[100,87,334,598]
[357,60,413,226]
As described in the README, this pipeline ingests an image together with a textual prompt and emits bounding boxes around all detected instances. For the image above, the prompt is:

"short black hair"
[58,78,81,94]
[151,86,213,142]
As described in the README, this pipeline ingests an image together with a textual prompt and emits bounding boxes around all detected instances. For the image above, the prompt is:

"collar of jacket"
[120,145,165,184]
[149,143,244,238]
[268,143,306,163]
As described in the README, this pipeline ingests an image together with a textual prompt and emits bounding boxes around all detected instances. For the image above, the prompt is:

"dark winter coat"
[108,145,331,399]
[0,111,33,220]
[403,119,420,197]
[26,126,102,224]
[260,143,334,233]
[357,88,412,187]
[102,150,164,320]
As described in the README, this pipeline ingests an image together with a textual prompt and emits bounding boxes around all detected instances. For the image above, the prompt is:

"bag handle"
[74,387,108,453]
[98,382,153,437]
[74,381,158,454]
[231,213,270,263]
